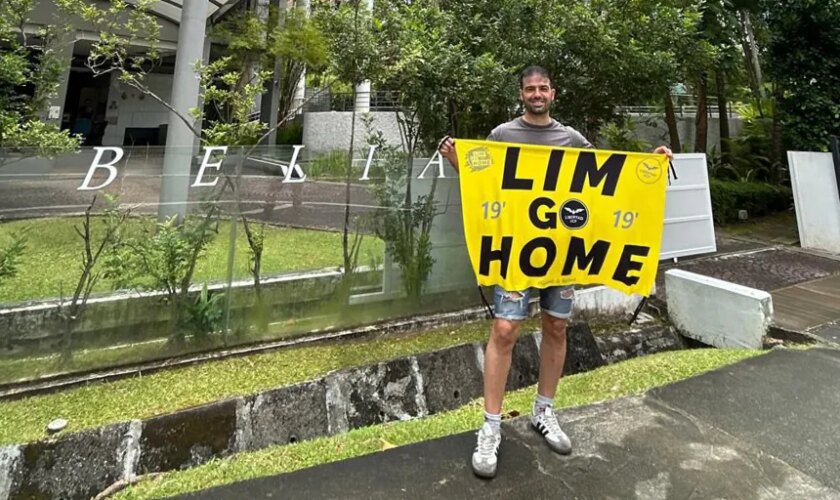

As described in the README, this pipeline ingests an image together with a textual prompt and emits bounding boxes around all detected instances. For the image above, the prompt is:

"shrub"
[709,179,793,224]
[277,122,304,145]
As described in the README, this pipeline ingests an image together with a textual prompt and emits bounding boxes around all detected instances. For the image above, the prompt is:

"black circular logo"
[560,199,589,230]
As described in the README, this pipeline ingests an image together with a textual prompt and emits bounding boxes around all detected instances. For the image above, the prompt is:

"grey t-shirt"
[487,117,594,149]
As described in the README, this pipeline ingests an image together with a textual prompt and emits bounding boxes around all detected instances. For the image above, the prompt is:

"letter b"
[78,147,124,191]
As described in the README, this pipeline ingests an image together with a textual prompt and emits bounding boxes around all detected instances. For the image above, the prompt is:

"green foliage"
[206,7,327,145]
[763,0,840,152]
[58,195,130,362]
[306,150,354,180]
[106,214,220,296]
[196,56,269,146]
[186,283,226,338]
[276,123,303,145]
[0,229,27,284]
[599,116,653,152]
[709,179,792,224]
[104,212,221,340]
[55,0,160,76]
[316,3,390,88]
[0,0,80,156]
[365,117,437,300]
[317,0,699,146]
[0,217,384,304]
[711,97,780,182]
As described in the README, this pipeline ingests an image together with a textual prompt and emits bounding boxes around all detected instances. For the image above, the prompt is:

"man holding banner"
[438,65,672,479]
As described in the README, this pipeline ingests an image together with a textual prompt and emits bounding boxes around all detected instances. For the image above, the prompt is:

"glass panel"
[0,145,477,386]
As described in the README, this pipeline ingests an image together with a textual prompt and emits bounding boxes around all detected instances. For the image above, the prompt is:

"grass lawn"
[114,347,767,499]
[718,210,799,244]
[0,216,384,304]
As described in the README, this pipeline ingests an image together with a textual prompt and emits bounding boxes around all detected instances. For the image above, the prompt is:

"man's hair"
[519,65,552,88]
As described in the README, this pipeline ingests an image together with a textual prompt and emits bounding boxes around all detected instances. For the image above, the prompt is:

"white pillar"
[354,81,371,112]
[293,0,310,115]
[354,0,374,113]
[159,0,209,222]
[43,34,75,125]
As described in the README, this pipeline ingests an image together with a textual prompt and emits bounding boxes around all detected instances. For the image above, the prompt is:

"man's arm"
[437,136,459,173]
[653,145,674,161]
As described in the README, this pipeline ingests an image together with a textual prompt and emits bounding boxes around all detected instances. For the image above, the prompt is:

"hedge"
[709,179,793,224]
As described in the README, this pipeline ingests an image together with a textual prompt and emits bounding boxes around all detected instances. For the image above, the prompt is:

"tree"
[317,1,391,298]
[206,4,327,146]
[763,0,840,153]
[59,195,129,361]
[0,0,80,165]
[0,230,27,288]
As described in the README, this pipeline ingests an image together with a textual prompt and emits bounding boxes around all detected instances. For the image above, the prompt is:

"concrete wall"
[603,114,744,153]
[302,112,406,154]
[788,152,840,255]
[665,269,773,349]
[0,267,380,356]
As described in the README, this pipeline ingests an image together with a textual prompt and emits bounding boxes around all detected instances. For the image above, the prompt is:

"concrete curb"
[0,322,682,500]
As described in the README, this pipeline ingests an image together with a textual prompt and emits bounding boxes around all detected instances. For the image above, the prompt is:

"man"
[438,65,672,479]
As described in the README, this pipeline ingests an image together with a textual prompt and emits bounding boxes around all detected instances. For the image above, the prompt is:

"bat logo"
[636,159,664,184]
[560,199,588,230]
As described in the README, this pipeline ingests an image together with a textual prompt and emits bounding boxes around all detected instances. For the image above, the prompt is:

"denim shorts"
[493,285,575,321]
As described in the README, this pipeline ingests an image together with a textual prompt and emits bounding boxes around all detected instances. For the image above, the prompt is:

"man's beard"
[524,100,550,115]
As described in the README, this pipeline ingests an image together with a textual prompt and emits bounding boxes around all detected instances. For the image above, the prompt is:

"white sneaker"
[531,406,572,454]
[471,422,501,478]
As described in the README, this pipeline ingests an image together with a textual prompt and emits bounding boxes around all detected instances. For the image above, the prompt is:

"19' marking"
[614,210,639,229]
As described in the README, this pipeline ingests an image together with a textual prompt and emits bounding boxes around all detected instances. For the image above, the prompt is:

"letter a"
[417,151,446,179]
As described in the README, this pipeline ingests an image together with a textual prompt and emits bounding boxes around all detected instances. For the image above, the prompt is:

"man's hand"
[438,135,459,172]
[653,145,674,161]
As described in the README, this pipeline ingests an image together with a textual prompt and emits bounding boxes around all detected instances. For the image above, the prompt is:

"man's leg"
[530,285,574,454]
[484,316,522,414]
[536,311,568,402]
[472,287,530,478]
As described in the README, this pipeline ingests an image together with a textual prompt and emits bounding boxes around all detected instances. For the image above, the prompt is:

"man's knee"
[542,314,568,342]
[490,319,521,350]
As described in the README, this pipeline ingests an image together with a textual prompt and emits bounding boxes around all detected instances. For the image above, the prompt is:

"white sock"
[534,393,553,415]
[484,411,501,431]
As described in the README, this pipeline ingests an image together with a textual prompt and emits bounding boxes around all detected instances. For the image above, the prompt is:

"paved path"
[656,236,840,340]
[185,347,840,500]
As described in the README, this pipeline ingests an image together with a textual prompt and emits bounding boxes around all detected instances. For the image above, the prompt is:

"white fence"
[660,153,717,261]
[789,151,840,254]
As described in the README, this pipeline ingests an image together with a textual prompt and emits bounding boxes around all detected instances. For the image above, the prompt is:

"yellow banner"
[456,139,668,297]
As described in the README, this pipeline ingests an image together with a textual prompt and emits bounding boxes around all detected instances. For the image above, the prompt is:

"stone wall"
[302,112,405,154]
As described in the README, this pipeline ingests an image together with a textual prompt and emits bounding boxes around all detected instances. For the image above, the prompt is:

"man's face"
[520,74,555,115]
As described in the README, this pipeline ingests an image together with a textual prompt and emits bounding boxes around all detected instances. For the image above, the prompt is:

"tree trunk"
[740,9,764,100]
[664,92,682,154]
[694,72,708,154]
[771,87,784,183]
[716,69,731,164]
[344,105,356,276]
